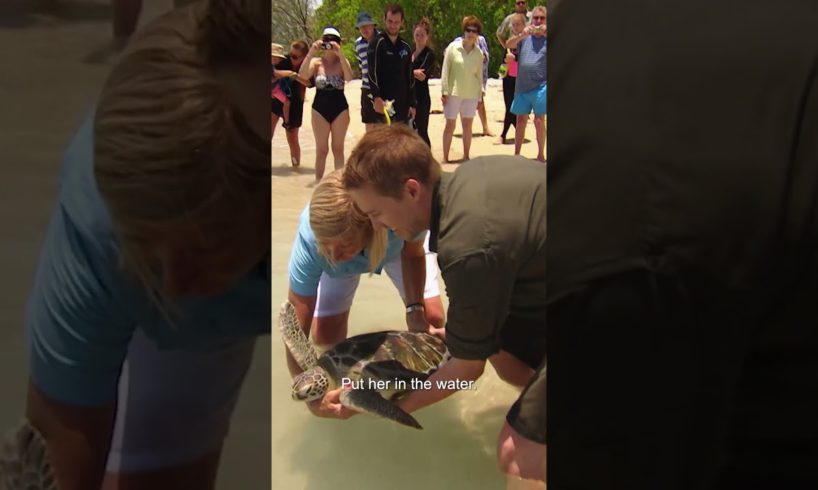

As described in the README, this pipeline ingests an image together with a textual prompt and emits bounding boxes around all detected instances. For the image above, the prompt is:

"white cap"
[322,27,342,40]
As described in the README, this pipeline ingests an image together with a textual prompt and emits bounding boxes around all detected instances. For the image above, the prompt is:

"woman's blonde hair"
[309,169,387,271]
[93,4,270,316]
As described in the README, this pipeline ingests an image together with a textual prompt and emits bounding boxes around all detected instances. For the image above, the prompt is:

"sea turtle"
[279,301,448,429]
[0,420,56,490]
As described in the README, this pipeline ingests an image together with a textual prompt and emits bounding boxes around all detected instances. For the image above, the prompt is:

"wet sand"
[271,79,539,487]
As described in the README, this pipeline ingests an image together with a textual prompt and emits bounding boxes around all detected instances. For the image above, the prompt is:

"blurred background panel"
[0,1,270,488]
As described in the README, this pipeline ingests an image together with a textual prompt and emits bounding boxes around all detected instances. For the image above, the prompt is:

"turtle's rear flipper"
[340,389,422,430]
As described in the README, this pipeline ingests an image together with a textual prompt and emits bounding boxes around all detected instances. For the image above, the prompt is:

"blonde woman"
[299,27,354,182]
[287,169,445,417]
[21,1,271,489]
[440,15,485,162]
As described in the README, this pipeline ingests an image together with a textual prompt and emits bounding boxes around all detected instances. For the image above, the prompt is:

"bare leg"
[311,110,331,181]
[285,127,301,167]
[533,115,546,162]
[312,311,351,349]
[282,99,291,128]
[489,351,535,388]
[461,116,474,161]
[271,113,280,140]
[442,118,456,162]
[514,114,528,156]
[497,423,546,486]
[478,97,495,136]
[329,110,350,171]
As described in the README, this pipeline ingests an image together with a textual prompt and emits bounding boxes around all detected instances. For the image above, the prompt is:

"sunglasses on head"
[465,27,479,33]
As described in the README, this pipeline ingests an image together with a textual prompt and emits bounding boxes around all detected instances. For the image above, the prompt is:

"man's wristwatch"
[405,303,425,314]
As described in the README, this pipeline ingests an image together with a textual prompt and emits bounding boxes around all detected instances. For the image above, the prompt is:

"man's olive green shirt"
[429,156,547,360]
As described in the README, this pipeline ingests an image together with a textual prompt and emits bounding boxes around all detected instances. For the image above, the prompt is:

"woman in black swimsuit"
[298,27,354,182]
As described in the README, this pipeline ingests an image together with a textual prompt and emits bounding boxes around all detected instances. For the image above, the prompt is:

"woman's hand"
[406,309,446,340]
[306,387,358,419]
[413,68,427,81]
[406,309,429,333]
[373,97,385,114]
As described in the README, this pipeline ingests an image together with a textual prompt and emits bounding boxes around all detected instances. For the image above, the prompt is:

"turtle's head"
[292,367,330,401]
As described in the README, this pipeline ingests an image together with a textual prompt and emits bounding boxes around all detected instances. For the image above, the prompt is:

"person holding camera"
[505,5,547,162]
[298,27,354,182]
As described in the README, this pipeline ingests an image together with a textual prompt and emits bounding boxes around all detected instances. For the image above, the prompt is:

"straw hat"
[270,43,286,60]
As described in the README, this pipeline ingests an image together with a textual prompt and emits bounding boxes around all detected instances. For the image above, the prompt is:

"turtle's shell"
[319,331,447,398]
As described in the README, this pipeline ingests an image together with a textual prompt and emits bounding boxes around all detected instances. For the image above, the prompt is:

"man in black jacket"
[366,3,415,124]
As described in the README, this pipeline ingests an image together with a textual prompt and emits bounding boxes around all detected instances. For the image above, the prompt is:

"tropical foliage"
[272,0,316,48]
[275,0,545,78]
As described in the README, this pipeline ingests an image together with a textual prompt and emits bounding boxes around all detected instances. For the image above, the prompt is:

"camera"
[322,41,333,50]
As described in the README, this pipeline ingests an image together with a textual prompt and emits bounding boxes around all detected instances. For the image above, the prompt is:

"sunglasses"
[516,1,526,5]
[323,36,341,44]
[464,27,479,33]
[532,15,546,20]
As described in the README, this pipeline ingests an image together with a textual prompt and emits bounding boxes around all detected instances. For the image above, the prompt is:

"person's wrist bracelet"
[405,303,424,314]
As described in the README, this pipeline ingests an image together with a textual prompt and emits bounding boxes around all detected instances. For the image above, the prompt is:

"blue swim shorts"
[511,83,547,116]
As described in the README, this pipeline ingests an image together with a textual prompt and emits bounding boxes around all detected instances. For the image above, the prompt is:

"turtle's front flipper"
[279,301,319,370]
[340,389,423,430]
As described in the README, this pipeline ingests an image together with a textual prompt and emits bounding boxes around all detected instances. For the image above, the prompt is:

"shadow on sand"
[272,164,313,178]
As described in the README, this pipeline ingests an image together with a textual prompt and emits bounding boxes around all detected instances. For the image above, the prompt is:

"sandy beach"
[272,77,546,169]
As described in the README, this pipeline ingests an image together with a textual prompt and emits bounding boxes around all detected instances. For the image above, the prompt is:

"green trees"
[311,0,519,78]
[272,0,316,47]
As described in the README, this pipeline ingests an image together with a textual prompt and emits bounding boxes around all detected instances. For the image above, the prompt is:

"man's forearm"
[401,254,426,306]
[397,357,485,414]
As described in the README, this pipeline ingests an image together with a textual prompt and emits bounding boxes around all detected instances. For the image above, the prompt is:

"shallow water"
[271,157,521,489]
